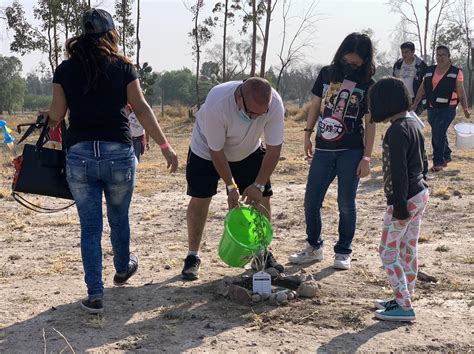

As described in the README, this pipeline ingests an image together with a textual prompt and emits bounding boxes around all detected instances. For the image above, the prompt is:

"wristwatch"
[252,182,265,193]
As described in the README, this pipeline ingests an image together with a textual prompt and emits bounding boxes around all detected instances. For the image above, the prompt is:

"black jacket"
[383,117,428,220]
[393,55,428,97]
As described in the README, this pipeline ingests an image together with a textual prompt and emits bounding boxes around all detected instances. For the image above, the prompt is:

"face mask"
[239,109,252,123]
[342,63,361,79]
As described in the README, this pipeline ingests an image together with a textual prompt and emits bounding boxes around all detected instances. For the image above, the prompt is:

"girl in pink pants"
[368,77,429,321]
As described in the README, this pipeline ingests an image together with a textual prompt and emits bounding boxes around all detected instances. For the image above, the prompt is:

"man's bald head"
[241,77,272,106]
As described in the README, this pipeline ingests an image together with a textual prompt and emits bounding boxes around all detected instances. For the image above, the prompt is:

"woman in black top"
[412,45,470,172]
[288,33,376,270]
[47,9,178,314]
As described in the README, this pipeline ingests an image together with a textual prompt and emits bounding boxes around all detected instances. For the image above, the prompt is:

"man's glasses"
[240,86,269,117]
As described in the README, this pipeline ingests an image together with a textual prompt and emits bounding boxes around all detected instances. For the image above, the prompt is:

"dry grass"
[50,253,81,274]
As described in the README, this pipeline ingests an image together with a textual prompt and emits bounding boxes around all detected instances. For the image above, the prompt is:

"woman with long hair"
[412,45,470,172]
[46,9,178,313]
[289,32,376,270]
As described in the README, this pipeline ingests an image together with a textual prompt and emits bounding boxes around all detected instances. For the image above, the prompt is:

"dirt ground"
[0,110,473,353]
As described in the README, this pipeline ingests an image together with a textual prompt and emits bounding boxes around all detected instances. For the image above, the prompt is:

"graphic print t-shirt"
[312,66,374,150]
[400,61,417,97]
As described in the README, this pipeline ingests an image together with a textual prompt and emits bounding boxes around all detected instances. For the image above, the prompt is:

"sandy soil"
[0,111,473,352]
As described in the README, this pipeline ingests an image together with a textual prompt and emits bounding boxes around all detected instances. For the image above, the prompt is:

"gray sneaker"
[288,245,323,264]
[333,253,351,270]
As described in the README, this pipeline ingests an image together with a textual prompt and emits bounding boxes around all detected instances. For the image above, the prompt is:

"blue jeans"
[66,141,136,300]
[304,149,363,254]
[427,107,456,166]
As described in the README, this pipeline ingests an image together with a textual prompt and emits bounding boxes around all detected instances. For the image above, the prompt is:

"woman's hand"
[304,134,313,159]
[356,159,370,178]
[161,146,178,173]
[464,108,471,119]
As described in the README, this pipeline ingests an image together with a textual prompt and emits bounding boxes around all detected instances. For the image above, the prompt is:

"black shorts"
[186,147,273,198]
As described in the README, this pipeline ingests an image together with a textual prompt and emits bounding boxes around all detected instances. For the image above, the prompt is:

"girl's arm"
[47,84,68,126]
[127,79,178,172]
[304,96,322,158]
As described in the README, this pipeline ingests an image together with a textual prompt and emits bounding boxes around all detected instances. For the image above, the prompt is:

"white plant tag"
[253,271,271,295]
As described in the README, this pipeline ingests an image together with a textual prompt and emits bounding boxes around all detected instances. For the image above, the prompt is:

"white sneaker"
[288,244,323,264]
[333,253,351,270]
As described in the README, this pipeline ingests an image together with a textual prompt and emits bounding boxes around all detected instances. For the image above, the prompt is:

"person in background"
[47,8,178,314]
[288,32,376,270]
[368,76,429,322]
[412,45,471,172]
[392,41,428,113]
[123,103,149,162]
[181,77,285,281]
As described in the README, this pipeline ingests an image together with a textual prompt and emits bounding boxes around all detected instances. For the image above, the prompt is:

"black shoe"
[251,251,285,273]
[81,298,103,314]
[113,254,139,286]
[181,255,201,280]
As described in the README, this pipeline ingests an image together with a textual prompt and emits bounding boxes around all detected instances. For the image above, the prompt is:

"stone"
[251,294,262,303]
[287,291,295,300]
[276,291,288,303]
[261,293,270,301]
[265,267,281,278]
[296,281,319,298]
[216,282,229,297]
[228,284,252,305]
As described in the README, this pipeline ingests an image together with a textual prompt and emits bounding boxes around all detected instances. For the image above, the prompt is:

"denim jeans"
[427,106,456,166]
[304,148,363,254]
[66,141,136,300]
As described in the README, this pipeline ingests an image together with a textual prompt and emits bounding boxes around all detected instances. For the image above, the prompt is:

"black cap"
[81,9,115,35]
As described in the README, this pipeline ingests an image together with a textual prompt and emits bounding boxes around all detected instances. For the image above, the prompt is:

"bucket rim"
[223,206,273,251]
[454,122,474,134]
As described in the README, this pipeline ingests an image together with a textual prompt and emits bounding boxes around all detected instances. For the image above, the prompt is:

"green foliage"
[114,0,136,57]
[23,95,52,111]
[5,0,88,75]
[138,62,158,100]
[0,55,26,114]
[154,68,196,106]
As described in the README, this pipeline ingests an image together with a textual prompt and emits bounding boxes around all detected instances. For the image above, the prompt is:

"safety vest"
[423,65,459,107]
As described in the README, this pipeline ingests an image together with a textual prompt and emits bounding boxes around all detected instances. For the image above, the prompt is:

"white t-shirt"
[190,81,285,162]
[128,112,145,138]
[400,60,417,98]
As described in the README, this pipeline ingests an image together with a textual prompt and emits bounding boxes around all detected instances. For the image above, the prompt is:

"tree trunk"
[260,0,272,77]
[161,87,165,116]
[423,0,429,60]
[194,14,201,108]
[47,9,54,76]
[222,0,228,82]
[136,0,141,68]
[53,8,59,69]
[250,0,257,77]
[122,0,127,56]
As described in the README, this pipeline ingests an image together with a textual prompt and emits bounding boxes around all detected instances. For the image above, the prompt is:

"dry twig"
[52,327,75,353]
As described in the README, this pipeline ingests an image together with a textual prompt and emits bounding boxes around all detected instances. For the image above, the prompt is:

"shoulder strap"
[12,192,75,213]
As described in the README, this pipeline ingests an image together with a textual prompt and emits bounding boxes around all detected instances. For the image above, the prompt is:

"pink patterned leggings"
[379,189,429,309]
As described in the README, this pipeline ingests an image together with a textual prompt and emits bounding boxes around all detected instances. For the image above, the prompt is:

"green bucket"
[218,206,273,268]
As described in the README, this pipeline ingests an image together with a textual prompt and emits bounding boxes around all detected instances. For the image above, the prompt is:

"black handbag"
[12,116,75,212]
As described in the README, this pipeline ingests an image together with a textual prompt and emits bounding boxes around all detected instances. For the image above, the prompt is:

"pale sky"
[0,0,405,76]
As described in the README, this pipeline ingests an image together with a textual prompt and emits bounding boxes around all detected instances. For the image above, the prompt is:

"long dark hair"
[330,32,375,83]
[65,29,132,93]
